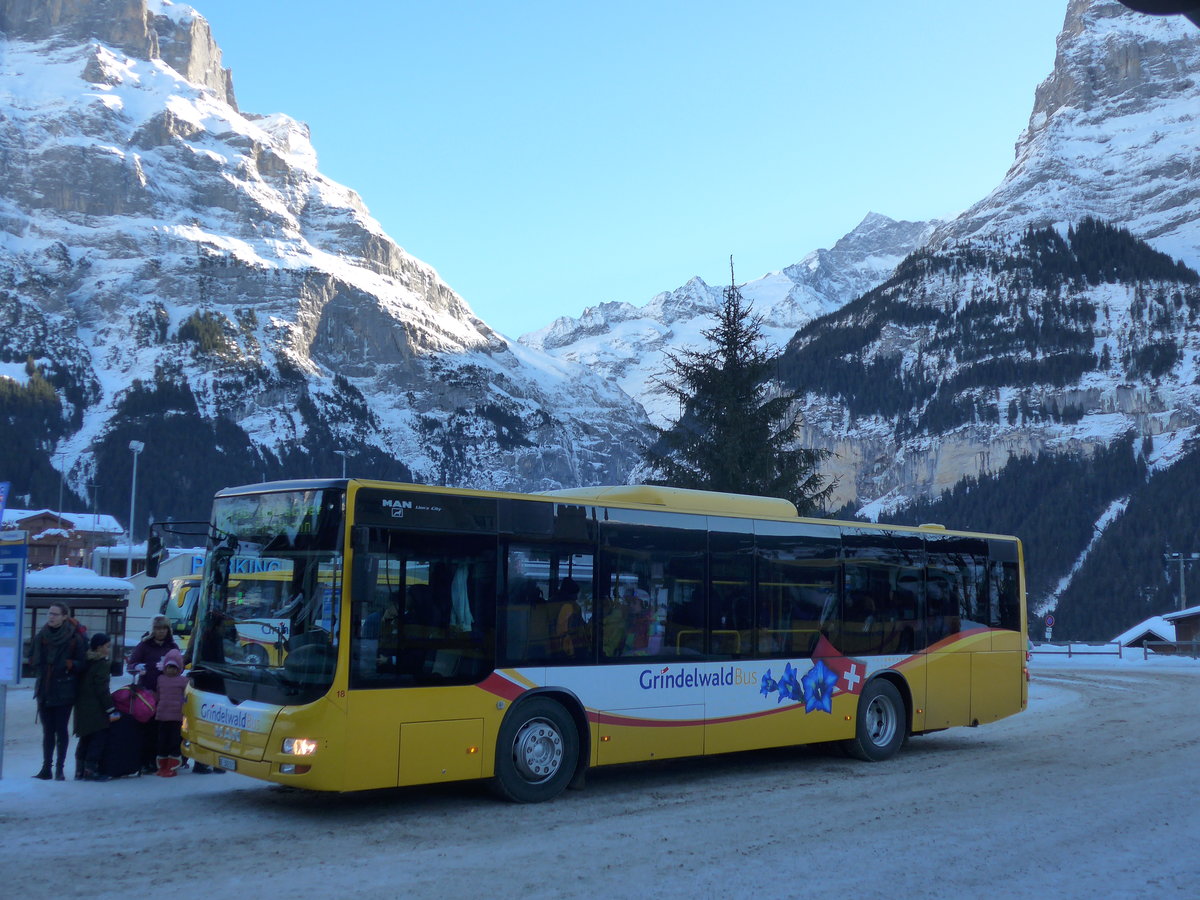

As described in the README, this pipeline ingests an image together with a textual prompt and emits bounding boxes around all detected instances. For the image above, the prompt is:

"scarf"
[39,620,75,651]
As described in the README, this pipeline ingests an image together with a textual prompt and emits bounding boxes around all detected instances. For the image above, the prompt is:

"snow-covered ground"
[2,653,1197,899]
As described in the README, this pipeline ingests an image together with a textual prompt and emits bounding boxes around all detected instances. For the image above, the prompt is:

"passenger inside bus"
[547,577,585,658]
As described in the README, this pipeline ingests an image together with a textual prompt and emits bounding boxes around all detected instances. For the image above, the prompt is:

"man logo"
[381,498,413,518]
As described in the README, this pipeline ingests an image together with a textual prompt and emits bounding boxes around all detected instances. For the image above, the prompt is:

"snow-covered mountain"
[783,0,1200,509]
[783,221,1200,506]
[526,0,1200,477]
[515,0,1200,637]
[772,0,1200,637]
[935,0,1200,267]
[0,0,648,518]
[522,213,937,423]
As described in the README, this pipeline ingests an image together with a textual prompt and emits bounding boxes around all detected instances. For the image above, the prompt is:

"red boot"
[155,756,175,777]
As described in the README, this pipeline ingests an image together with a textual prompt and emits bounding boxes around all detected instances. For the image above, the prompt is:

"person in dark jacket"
[74,633,120,782]
[125,615,179,774]
[29,601,88,780]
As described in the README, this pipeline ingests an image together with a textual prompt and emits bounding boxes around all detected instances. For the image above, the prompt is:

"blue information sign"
[0,540,28,685]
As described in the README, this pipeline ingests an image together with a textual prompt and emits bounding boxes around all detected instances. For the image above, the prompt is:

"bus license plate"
[218,756,237,771]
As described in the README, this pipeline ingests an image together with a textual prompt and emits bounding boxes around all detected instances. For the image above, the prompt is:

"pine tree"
[640,260,833,513]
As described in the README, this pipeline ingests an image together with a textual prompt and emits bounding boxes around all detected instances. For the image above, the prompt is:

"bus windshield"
[190,488,344,705]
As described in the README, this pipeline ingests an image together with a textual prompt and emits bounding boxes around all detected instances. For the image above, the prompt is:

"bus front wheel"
[844,678,905,761]
[493,697,579,803]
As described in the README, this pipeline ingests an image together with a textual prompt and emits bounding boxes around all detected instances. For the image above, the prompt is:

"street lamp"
[334,448,357,479]
[1164,551,1200,610]
[54,450,67,565]
[127,440,144,578]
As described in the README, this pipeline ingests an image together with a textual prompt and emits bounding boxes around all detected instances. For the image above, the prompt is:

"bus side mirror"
[146,528,164,578]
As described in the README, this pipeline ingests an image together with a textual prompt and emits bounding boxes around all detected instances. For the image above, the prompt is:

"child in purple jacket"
[154,648,188,777]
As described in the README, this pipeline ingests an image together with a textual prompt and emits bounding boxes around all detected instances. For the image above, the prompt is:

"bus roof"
[212,478,1019,544]
[541,484,799,519]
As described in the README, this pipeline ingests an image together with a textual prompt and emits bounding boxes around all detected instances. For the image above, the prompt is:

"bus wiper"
[187,661,241,678]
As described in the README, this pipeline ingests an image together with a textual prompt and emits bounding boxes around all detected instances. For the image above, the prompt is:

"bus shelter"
[23,566,132,676]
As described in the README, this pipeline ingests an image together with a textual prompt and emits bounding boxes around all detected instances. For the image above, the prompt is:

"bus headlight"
[282,738,319,756]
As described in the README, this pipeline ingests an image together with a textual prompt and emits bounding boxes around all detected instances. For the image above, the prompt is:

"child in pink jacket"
[154,648,188,777]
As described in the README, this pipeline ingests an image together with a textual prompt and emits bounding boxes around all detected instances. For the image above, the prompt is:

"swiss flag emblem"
[811,635,866,696]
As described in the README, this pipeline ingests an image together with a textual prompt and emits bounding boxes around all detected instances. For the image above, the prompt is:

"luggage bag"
[101,711,145,778]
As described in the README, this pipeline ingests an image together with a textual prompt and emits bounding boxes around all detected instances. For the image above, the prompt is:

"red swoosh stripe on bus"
[479,672,528,702]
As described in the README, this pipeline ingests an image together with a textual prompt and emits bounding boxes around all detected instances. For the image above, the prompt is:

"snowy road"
[2,661,1197,899]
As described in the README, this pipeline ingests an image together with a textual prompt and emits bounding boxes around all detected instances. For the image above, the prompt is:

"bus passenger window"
[500,545,594,665]
[756,522,841,659]
[348,529,495,688]
[598,531,705,662]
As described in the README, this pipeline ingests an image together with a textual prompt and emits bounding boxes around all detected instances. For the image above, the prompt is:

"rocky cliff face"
[0,0,235,105]
[0,0,647,519]
[934,0,1200,265]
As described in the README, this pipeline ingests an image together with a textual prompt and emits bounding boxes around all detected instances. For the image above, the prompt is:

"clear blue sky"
[192,1,1066,337]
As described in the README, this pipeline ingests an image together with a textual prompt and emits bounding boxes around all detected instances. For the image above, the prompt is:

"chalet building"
[1,508,125,569]
[1113,615,1176,648]
[1163,606,1200,646]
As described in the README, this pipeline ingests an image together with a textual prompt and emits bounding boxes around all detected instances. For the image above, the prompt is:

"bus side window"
[500,545,594,665]
[597,512,706,662]
[987,540,1021,632]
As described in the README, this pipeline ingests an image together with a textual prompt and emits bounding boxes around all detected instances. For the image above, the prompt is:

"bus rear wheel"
[493,697,578,803]
[843,678,905,761]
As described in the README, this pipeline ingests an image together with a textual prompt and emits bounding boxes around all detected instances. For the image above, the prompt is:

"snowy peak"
[0,0,235,107]
[936,0,1200,265]
[521,212,936,423]
[783,213,938,313]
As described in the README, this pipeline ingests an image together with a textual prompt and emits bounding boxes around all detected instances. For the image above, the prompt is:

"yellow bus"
[180,479,1027,802]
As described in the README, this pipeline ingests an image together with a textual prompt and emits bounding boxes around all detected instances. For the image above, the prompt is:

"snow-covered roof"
[2,508,125,534]
[1112,615,1176,645]
[25,566,133,595]
[91,543,148,558]
[1163,604,1200,622]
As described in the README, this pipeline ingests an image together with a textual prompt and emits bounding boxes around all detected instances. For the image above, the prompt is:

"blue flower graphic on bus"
[755,638,867,715]
[801,659,839,714]
[777,662,803,704]
[759,669,778,698]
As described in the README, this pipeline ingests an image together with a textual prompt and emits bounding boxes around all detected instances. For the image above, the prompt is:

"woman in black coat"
[29,601,88,780]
